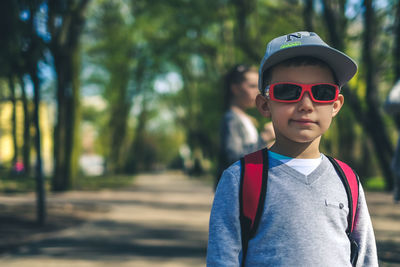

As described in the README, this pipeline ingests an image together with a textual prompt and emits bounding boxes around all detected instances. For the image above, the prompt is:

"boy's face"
[256,64,344,152]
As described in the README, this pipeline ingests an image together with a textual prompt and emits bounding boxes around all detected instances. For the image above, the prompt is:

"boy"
[207,32,378,266]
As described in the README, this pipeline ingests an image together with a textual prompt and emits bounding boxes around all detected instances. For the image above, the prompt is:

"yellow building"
[0,101,54,175]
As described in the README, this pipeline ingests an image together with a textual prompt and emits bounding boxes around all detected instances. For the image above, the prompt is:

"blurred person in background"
[384,79,400,203]
[215,64,275,189]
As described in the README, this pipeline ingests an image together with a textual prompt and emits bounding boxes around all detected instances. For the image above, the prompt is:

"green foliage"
[85,0,147,172]
[81,105,101,122]
[80,0,400,178]
[126,129,184,172]
[3,0,400,185]
[365,176,386,191]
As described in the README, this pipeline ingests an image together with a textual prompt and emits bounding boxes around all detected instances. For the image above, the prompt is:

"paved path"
[365,191,400,266]
[0,171,399,266]
[0,172,214,267]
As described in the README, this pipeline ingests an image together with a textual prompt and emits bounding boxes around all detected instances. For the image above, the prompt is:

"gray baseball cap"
[259,31,357,93]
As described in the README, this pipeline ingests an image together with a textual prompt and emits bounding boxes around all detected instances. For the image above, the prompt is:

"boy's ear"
[256,94,271,118]
[332,94,344,117]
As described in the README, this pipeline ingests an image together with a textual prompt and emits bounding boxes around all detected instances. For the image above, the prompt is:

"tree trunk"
[8,76,18,167]
[125,100,148,173]
[395,1,400,81]
[106,65,131,173]
[52,48,82,190]
[392,0,400,128]
[52,54,74,190]
[362,0,394,190]
[233,0,259,61]
[122,61,146,173]
[22,0,47,225]
[321,0,357,164]
[49,0,90,191]
[303,0,314,31]
[108,93,130,173]
[30,66,46,226]
[20,77,31,176]
[321,0,394,189]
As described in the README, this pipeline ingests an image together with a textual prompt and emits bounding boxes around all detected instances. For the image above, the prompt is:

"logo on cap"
[279,32,308,49]
[286,32,303,42]
[280,41,302,49]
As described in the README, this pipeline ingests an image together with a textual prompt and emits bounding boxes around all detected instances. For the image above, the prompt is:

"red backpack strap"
[239,148,268,266]
[326,156,360,266]
[326,156,359,233]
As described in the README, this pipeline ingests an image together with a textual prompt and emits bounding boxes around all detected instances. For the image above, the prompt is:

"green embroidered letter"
[280,41,302,49]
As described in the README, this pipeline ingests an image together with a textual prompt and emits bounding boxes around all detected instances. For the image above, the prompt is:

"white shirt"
[269,150,322,176]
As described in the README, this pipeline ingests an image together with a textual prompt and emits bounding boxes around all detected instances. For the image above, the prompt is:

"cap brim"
[260,45,357,87]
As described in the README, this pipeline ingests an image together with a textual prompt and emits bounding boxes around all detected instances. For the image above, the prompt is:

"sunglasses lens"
[273,84,302,101]
[311,84,337,101]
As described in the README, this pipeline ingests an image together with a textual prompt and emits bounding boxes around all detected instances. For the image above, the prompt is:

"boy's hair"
[261,56,339,95]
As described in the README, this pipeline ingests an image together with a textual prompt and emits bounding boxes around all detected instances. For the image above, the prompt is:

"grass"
[365,176,386,191]
[74,174,136,190]
[0,171,136,193]
[0,175,38,193]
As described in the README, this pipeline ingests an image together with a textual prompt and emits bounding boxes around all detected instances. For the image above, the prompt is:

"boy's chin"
[285,135,322,145]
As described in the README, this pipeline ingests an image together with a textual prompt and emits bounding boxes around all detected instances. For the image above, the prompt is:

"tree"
[321,0,394,189]
[127,0,306,173]
[85,0,140,173]
[0,1,22,170]
[48,0,91,191]
[303,0,314,31]
[391,0,400,128]
[0,0,47,224]
[24,0,48,225]
[233,0,260,62]
[361,0,394,189]
[394,0,400,82]
[0,1,35,177]
[9,77,18,167]
[20,77,31,176]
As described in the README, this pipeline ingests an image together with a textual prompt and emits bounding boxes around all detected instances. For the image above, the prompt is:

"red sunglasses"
[265,82,340,103]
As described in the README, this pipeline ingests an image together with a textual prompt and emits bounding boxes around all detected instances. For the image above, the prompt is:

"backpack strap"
[326,156,360,233]
[239,148,268,266]
[326,156,360,266]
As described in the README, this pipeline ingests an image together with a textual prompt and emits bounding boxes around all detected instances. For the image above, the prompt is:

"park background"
[0,0,400,266]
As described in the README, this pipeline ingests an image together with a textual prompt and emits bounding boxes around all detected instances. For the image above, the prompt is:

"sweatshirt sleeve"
[207,164,242,267]
[353,184,379,267]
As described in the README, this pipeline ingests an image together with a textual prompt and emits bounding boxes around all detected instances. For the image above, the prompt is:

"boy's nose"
[298,92,314,111]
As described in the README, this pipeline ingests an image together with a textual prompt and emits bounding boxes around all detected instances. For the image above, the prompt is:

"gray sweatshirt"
[207,155,378,266]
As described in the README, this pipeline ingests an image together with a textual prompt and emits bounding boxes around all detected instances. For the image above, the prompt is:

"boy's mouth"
[291,119,316,125]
